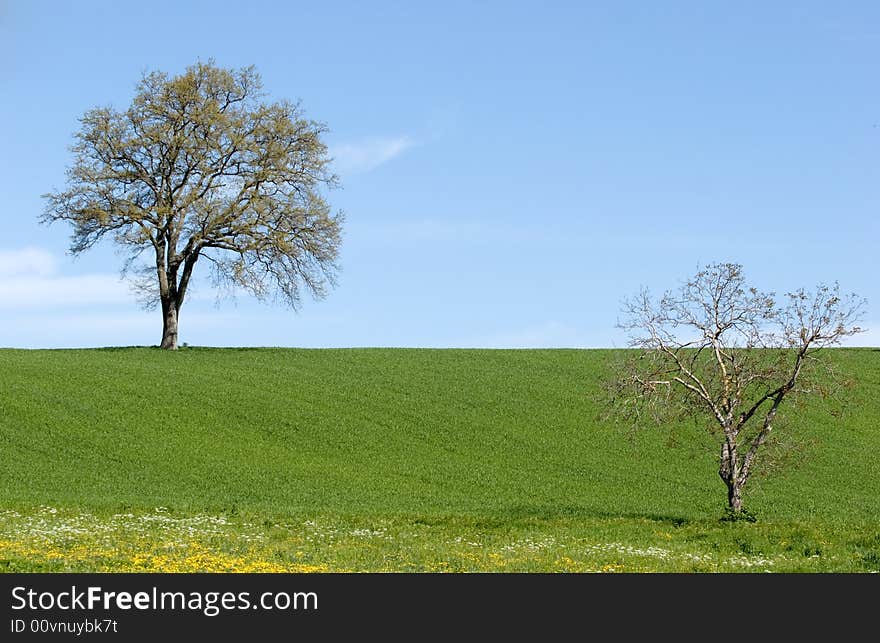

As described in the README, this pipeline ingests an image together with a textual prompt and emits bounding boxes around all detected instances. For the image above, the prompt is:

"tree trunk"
[160,298,179,350]
[726,478,743,513]
[719,438,744,513]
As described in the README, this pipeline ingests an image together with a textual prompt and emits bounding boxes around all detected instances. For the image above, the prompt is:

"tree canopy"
[612,262,864,516]
[43,61,342,349]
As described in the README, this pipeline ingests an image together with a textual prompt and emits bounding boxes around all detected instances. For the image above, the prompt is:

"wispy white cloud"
[0,247,134,309]
[0,247,56,277]
[330,135,415,174]
[0,274,133,309]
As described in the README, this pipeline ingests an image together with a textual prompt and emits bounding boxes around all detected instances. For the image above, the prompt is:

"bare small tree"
[612,262,864,516]
[42,61,342,349]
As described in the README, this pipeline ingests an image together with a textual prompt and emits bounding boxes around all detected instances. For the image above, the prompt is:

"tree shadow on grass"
[413,506,695,529]
[505,505,694,526]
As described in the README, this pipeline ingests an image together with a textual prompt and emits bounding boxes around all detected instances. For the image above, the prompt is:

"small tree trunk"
[726,479,743,513]
[719,438,744,514]
[160,299,179,350]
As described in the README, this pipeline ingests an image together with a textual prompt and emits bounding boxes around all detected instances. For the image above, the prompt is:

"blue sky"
[1,1,877,348]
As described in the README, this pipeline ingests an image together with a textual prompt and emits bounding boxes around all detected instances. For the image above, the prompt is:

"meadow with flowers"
[1,347,878,572]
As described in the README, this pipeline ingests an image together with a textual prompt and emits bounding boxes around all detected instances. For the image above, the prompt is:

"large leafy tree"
[43,61,342,349]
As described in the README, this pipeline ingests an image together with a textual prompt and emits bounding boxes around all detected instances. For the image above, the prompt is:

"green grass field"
[1,347,878,572]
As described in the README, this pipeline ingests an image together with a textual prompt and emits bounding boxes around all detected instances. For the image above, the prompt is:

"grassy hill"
[1,347,878,572]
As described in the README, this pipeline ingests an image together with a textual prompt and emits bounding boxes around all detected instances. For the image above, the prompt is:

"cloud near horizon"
[0,246,244,347]
[1,247,876,349]
[0,246,56,277]
[0,247,133,310]
[329,135,415,174]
